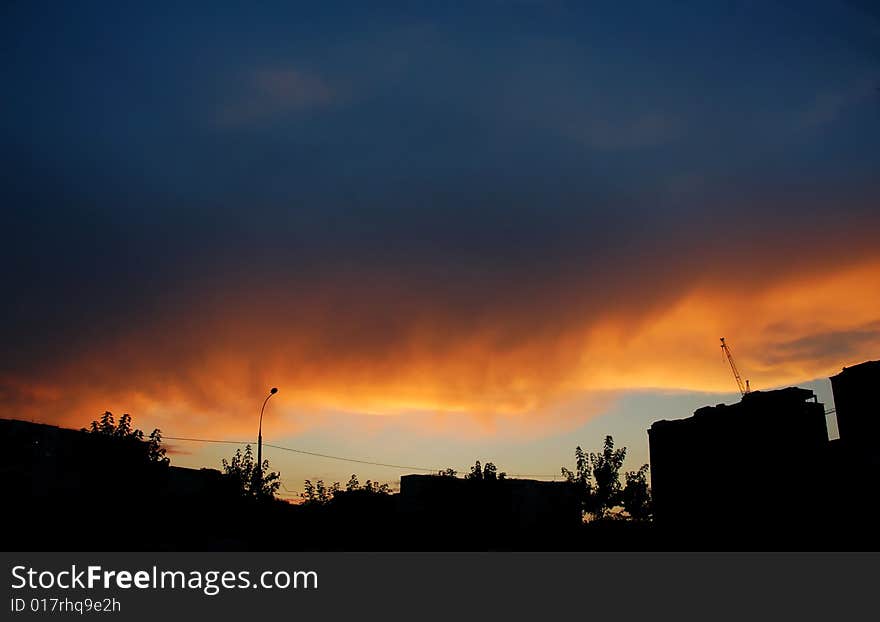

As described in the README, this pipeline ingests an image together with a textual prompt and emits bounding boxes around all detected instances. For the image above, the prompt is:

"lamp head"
[270,387,278,394]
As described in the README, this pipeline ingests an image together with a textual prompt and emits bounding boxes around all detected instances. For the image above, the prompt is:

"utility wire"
[262,442,438,472]
[164,435,436,472]
[163,435,560,479]
[163,436,251,445]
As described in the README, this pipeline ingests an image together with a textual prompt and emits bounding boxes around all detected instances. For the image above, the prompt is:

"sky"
[2,1,879,498]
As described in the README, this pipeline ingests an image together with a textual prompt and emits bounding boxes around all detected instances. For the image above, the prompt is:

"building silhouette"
[649,387,828,536]
[648,360,880,545]
[830,360,880,462]
[0,418,237,549]
[399,473,581,532]
[4,358,879,550]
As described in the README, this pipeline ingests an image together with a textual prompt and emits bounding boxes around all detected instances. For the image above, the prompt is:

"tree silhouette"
[359,479,392,495]
[438,468,458,477]
[221,444,280,501]
[587,436,627,519]
[561,445,592,508]
[464,460,506,482]
[466,460,483,481]
[146,429,170,466]
[113,413,140,439]
[622,464,652,521]
[301,475,391,504]
[301,479,339,504]
[84,411,168,465]
[88,411,118,435]
[562,436,650,521]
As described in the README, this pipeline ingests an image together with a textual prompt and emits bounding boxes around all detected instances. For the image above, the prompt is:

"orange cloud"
[2,251,879,440]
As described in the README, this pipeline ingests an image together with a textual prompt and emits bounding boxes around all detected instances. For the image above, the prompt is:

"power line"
[164,436,250,445]
[164,435,437,472]
[163,435,561,479]
[263,442,439,473]
[160,436,312,496]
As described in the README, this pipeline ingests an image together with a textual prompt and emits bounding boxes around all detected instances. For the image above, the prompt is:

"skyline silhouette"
[2,356,876,551]
[2,2,880,554]
[3,3,880,488]
[0,356,862,497]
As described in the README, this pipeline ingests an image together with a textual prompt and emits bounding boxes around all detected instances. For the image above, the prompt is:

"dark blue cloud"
[2,0,880,375]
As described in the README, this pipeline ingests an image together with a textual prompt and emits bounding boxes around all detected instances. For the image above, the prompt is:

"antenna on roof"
[720,337,751,397]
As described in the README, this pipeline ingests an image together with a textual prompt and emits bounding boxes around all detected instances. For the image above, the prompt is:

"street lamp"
[257,387,278,488]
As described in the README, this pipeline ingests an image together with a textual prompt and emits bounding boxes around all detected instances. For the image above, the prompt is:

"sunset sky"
[2,1,879,497]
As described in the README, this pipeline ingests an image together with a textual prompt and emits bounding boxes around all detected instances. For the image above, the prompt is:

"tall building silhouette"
[648,359,880,545]
[648,387,828,535]
[830,360,880,460]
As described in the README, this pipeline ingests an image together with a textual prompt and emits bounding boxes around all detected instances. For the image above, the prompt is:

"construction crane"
[720,337,751,397]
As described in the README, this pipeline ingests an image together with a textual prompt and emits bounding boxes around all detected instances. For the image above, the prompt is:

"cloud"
[564,112,682,150]
[798,76,878,129]
[215,67,335,126]
[3,6,880,445]
[2,244,879,441]
[763,321,880,368]
[496,55,684,152]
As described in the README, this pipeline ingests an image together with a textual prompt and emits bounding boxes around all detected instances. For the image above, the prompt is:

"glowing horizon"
[2,2,879,486]
[3,253,877,441]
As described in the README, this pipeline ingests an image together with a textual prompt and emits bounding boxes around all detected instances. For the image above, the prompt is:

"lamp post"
[257,387,278,489]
